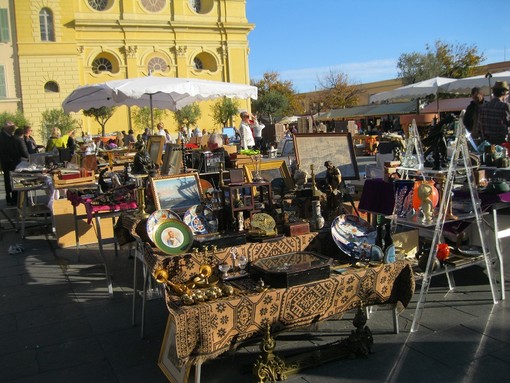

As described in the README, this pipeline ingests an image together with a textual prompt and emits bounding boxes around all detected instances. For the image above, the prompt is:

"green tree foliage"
[0,111,30,129]
[252,90,289,124]
[210,97,240,128]
[316,69,363,109]
[82,106,116,137]
[41,109,79,142]
[251,71,302,116]
[173,103,201,135]
[131,107,168,133]
[397,40,485,85]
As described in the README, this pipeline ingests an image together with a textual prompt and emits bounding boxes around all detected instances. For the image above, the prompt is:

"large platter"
[146,209,181,243]
[183,204,218,235]
[153,219,193,256]
[331,214,377,259]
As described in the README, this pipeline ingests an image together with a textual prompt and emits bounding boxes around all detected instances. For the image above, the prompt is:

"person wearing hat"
[463,87,485,139]
[478,81,510,145]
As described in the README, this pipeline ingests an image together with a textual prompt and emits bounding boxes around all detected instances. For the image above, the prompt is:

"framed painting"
[293,133,359,180]
[147,135,165,166]
[158,316,192,383]
[161,143,183,176]
[243,159,294,191]
[150,173,203,213]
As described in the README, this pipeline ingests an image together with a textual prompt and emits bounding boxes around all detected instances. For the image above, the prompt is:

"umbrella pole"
[150,94,154,134]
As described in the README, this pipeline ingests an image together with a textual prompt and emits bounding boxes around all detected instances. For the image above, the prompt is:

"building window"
[141,0,166,12]
[148,57,169,73]
[0,8,10,42]
[193,57,203,70]
[39,8,55,42]
[44,81,59,93]
[92,57,113,74]
[0,65,6,98]
[88,0,110,11]
[189,0,201,13]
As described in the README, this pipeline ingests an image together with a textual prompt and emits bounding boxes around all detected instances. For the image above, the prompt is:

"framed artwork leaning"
[147,135,165,166]
[150,173,203,213]
[293,133,359,180]
[161,143,183,176]
[158,316,192,383]
[243,159,294,191]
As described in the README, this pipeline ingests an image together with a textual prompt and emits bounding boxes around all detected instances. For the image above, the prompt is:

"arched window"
[39,8,55,42]
[148,57,169,73]
[190,0,201,13]
[44,81,59,93]
[88,0,110,11]
[92,57,113,74]
[193,57,203,70]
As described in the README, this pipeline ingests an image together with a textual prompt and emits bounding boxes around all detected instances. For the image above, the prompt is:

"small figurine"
[323,160,343,216]
[417,183,434,223]
[293,164,309,190]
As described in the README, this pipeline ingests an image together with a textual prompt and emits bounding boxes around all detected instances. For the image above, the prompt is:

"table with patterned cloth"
[168,261,413,364]
[141,233,414,365]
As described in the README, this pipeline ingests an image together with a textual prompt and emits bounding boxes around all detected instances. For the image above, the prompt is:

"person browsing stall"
[463,87,486,139]
[207,133,233,168]
[23,126,39,154]
[45,127,69,153]
[478,81,510,145]
[0,121,22,205]
[238,112,256,150]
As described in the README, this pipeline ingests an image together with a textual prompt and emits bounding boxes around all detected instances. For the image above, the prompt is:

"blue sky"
[246,0,510,93]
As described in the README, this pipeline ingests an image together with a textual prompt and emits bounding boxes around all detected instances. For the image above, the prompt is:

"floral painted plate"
[331,214,377,259]
[153,219,193,256]
[146,209,181,243]
[183,204,218,235]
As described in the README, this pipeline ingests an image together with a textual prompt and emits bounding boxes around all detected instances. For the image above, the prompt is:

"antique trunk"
[249,251,332,288]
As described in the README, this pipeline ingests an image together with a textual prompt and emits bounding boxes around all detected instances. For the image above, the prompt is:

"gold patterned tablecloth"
[167,260,413,364]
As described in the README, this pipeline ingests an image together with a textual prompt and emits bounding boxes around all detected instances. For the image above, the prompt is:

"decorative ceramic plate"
[153,219,193,255]
[183,204,218,235]
[146,209,181,243]
[331,214,377,259]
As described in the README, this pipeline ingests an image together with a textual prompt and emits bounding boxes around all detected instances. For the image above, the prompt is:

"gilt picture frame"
[147,135,165,166]
[243,159,294,190]
[158,316,192,383]
[150,173,203,213]
[293,133,359,180]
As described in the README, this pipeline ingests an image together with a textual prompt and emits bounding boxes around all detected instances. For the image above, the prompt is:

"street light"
[485,72,493,98]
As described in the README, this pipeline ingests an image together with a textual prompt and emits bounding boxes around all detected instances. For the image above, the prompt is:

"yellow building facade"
[13,0,253,141]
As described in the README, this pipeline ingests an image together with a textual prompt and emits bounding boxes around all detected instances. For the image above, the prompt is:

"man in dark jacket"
[478,81,510,145]
[0,121,22,205]
[463,87,485,139]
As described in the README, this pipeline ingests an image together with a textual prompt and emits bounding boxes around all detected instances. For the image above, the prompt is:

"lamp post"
[485,72,493,98]
[313,102,324,129]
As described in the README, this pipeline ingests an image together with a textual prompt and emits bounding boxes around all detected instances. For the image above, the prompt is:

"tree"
[41,109,79,142]
[397,40,485,85]
[252,90,289,124]
[210,97,240,129]
[0,111,30,130]
[316,69,364,109]
[173,103,201,135]
[251,71,302,116]
[83,106,116,137]
[131,107,168,133]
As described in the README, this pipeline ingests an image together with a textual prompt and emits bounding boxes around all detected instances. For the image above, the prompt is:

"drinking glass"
[237,255,248,274]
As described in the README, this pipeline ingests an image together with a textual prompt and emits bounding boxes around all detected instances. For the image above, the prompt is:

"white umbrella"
[369,77,456,104]
[443,71,510,94]
[62,75,258,130]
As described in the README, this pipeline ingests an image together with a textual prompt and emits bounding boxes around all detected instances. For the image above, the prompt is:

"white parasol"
[443,71,510,95]
[62,76,258,130]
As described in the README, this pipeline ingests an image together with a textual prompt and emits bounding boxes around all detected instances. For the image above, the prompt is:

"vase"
[393,180,415,218]
[311,200,325,230]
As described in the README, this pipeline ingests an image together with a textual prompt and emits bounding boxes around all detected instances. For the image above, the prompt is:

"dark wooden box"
[249,251,331,288]
[283,222,310,236]
[193,232,246,249]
